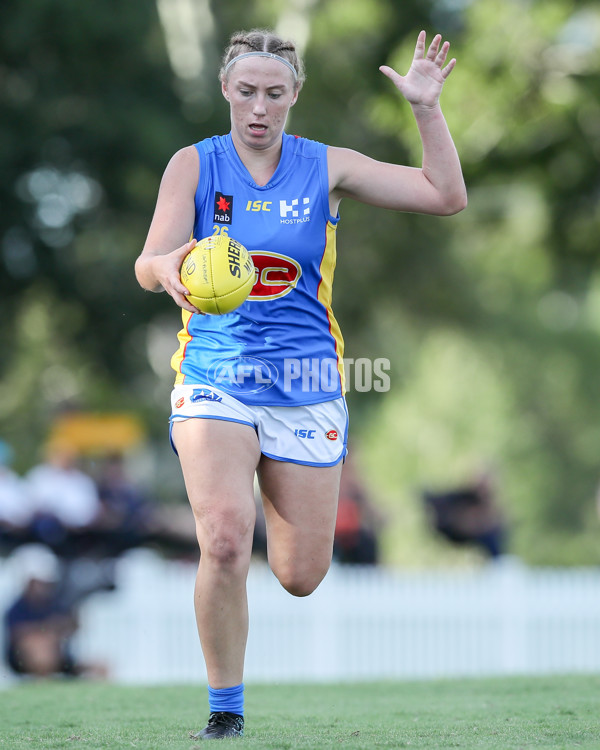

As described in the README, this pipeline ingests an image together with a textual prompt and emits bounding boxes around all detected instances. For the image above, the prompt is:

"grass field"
[1,675,600,749]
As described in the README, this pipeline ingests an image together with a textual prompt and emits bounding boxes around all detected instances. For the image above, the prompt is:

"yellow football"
[180,235,255,315]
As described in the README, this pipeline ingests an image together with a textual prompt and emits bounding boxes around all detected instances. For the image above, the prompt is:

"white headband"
[224,51,298,81]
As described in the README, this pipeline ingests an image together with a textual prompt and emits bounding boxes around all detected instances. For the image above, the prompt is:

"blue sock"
[208,683,244,717]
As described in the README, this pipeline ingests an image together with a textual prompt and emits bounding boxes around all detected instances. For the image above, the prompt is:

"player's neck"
[230,132,282,187]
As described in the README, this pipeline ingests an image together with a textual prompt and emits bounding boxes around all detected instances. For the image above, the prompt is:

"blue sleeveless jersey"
[171,132,345,406]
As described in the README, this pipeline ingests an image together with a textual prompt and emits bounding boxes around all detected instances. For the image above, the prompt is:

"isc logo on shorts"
[294,428,316,439]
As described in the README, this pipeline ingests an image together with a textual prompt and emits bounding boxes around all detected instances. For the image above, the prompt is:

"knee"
[274,559,331,598]
[202,534,247,569]
[197,516,253,570]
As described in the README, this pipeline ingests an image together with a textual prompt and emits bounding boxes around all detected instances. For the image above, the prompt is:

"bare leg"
[257,458,343,597]
[172,419,260,688]
[14,631,63,676]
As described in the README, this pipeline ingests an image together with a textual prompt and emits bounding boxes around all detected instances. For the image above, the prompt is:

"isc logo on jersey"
[248,251,302,301]
[245,197,310,223]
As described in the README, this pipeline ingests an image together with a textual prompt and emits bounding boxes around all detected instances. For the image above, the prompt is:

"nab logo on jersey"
[214,192,233,224]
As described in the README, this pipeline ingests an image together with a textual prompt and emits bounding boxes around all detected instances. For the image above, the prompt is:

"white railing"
[2,550,600,684]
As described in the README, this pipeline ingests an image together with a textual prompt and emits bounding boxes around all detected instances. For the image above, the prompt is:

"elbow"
[133,256,144,287]
[134,255,164,293]
[440,188,468,216]
[134,256,150,290]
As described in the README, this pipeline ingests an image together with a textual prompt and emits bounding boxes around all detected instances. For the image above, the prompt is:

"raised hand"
[379,31,456,109]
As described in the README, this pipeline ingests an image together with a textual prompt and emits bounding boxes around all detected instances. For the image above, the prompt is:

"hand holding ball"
[180,235,255,314]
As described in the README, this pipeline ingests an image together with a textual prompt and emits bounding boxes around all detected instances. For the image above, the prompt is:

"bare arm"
[329,31,467,216]
[134,145,200,314]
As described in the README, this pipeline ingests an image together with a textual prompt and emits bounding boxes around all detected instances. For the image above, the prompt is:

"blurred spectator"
[0,441,32,552]
[3,544,106,678]
[423,470,507,559]
[97,453,155,531]
[90,453,157,556]
[333,456,385,565]
[25,440,102,553]
[6,440,197,567]
[91,452,197,560]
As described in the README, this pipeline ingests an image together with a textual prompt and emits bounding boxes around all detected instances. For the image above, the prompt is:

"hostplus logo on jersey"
[280,196,310,225]
[214,192,233,224]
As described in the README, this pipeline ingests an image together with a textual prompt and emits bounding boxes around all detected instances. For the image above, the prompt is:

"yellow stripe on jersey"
[317,220,345,394]
[171,231,196,385]
[171,309,194,385]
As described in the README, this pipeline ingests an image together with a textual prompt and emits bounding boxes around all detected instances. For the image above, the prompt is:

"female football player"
[135,27,466,739]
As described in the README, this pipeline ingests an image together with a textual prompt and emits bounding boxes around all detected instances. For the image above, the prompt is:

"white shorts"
[169,384,348,467]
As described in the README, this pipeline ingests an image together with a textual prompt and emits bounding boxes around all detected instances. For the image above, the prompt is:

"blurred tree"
[359,0,600,564]
[0,0,203,463]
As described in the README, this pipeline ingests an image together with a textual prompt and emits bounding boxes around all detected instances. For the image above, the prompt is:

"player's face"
[222,58,298,152]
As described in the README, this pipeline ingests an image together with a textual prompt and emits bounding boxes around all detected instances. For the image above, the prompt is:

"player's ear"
[221,79,230,101]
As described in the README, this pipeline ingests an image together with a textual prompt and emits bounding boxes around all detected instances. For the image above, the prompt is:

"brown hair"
[220,28,305,90]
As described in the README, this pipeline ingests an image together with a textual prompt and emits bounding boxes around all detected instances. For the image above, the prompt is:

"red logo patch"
[248,252,302,300]
[325,429,338,441]
[175,397,185,408]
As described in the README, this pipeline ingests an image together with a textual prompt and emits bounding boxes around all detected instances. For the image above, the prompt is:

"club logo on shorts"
[175,397,185,408]
[214,192,233,224]
[325,429,338,441]
[191,388,223,403]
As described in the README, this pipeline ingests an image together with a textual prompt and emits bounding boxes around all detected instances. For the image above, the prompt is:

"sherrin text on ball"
[180,235,255,315]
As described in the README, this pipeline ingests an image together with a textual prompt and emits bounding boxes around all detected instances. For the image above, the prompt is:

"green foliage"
[1,0,600,562]
[354,0,600,565]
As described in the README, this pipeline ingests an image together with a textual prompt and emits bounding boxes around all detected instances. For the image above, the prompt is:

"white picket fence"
[2,550,600,684]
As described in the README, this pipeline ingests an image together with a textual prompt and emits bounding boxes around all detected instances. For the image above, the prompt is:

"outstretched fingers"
[413,29,427,60]
[435,40,456,78]
[418,30,456,78]
[378,64,403,88]
[425,33,442,61]
[435,40,450,65]
[382,30,457,102]
[441,57,457,79]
